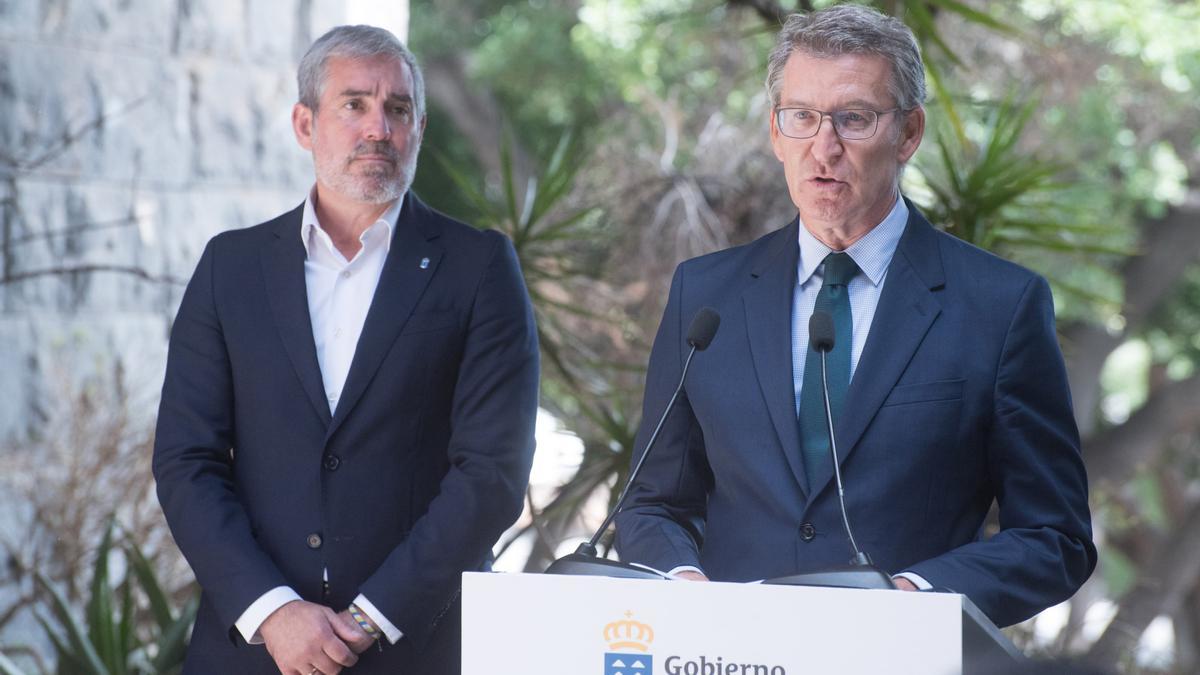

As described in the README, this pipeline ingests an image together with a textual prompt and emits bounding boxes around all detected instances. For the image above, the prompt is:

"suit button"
[306,533,323,549]
[799,523,816,542]
[323,454,340,471]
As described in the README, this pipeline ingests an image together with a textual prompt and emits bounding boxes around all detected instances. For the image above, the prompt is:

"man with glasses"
[615,4,1094,628]
[154,25,538,674]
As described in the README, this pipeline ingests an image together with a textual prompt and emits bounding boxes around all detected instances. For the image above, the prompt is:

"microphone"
[764,310,894,590]
[544,307,721,579]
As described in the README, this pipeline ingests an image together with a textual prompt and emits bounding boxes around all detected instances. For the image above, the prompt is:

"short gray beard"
[312,129,420,205]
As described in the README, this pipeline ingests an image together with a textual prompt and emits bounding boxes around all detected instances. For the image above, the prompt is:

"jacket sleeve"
[152,238,290,636]
[905,276,1097,626]
[614,264,715,573]
[356,232,539,647]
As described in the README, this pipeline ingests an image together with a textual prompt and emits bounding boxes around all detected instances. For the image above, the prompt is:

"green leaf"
[0,652,29,675]
[116,579,135,672]
[925,0,1018,35]
[85,519,120,673]
[33,577,109,675]
[125,539,173,630]
[499,130,521,227]
[150,593,198,673]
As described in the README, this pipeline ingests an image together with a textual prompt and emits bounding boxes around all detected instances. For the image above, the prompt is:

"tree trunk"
[1086,501,1200,667]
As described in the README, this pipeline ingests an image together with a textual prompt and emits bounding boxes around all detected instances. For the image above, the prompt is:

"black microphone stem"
[579,342,700,556]
[820,349,869,566]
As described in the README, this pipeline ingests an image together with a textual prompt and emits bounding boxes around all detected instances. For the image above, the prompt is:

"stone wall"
[0,0,407,662]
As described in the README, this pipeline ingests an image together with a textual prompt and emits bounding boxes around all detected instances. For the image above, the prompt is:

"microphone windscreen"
[809,310,835,352]
[686,307,721,351]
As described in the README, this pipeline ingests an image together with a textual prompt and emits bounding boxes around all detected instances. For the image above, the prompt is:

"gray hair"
[765,4,926,112]
[298,25,425,118]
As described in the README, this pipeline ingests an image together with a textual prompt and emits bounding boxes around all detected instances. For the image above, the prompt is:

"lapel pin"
[419,257,430,269]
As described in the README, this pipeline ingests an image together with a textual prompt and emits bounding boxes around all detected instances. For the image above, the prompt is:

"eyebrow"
[336,89,414,104]
[780,99,882,109]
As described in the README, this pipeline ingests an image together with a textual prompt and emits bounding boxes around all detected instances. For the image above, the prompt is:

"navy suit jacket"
[153,193,539,672]
[614,203,1095,627]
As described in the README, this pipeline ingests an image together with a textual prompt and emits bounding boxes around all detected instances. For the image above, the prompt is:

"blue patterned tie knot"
[821,252,858,287]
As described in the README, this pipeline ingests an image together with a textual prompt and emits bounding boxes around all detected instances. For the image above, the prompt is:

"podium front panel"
[463,572,963,675]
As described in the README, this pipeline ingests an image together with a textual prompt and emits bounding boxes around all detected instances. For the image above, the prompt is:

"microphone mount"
[544,308,721,579]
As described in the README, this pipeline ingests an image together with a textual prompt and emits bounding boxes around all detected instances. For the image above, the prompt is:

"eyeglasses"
[774,107,903,140]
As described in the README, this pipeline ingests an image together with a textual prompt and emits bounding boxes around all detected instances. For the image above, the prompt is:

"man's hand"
[259,600,360,674]
[674,570,709,582]
[893,577,919,592]
[337,608,378,654]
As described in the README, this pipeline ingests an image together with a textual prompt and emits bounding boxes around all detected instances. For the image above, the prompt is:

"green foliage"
[897,0,1018,145]
[0,518,197,675]
[913,95,1131,318]
[436,127,645,551]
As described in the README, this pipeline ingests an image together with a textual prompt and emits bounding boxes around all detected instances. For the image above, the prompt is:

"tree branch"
[1,264,185,287]
[1063,189,1200,432]
[727,0,791,25]
[1084,373,1200,487]
[1086,500,1200,667]
[422,54,534,199]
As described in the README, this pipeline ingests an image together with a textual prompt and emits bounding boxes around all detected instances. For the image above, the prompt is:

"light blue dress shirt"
[791,196,908,415]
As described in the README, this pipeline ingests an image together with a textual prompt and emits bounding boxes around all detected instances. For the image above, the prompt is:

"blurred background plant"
[0,360,196,674]
[0,518,196,675]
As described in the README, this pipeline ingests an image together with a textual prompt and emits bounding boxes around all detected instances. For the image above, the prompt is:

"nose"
[810,113,844,163]
[362,105,391,141]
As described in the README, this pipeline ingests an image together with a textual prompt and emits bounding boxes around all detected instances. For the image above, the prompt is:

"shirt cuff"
[234,586,302,644]
[353,593,403,644]
[893,571,933,590]
[666,565,705,578]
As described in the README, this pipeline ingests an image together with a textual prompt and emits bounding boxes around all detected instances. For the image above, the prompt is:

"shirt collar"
[796,195,908,287]
[300,186,403,259]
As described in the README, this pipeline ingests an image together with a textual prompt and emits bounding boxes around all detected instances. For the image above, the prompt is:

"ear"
[769,107,786,163]
[418,113,427,144]
[293,103,315,151]
[896,106,925,164]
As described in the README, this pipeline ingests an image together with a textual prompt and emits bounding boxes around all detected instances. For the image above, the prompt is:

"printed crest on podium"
[603,612,653,675]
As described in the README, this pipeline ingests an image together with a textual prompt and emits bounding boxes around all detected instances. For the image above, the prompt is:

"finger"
[323,638,359,668]
[311,652,345,675]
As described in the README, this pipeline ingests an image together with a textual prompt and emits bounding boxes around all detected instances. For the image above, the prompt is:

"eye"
[391,105,411,119]
[840,110,869,124]
[343,100,362,111]
[792,109,814,121]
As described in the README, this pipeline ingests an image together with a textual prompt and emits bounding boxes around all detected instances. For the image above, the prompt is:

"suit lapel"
[742,219,810,496]
[808,205,945,500]
[326,194,444,442]
[261,204,332,427]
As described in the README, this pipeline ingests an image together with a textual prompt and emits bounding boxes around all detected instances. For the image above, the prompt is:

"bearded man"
[153,25,539,674]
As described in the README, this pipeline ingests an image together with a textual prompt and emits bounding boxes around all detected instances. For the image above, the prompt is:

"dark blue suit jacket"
[153,193,539,672]
[614,203,1095,627]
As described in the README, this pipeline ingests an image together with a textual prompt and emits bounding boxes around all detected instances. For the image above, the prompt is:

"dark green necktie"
[799,252,859,492]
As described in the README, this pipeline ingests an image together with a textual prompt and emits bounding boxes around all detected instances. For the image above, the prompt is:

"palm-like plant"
[436,129,647,566]
[913,95,1130,314]
[0,518,197,675]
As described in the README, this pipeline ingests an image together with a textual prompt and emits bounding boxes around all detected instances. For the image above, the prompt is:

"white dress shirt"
[234,190,406,644]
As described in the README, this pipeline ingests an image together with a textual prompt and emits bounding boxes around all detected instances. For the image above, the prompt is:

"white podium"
[462,572,1022,675]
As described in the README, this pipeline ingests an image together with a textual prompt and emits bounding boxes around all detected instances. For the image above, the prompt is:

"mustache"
[349,142,401,163]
